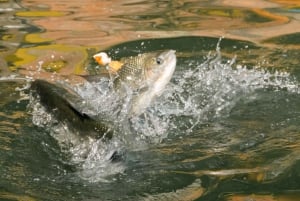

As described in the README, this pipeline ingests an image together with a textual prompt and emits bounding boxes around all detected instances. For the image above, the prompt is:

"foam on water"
[29,43,299,182]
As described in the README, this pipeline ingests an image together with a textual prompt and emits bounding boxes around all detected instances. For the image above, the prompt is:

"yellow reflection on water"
[7,44,90,75]
[15,10,66,17]
[25,33,52,43]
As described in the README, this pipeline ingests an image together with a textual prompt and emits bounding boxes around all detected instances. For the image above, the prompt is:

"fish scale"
[116,54,148,89]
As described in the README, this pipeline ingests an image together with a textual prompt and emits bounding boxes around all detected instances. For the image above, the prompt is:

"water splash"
[154,44,298,132]
[29,43,299,182]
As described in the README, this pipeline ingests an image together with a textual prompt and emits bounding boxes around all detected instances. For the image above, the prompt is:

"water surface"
[0,0,300,201]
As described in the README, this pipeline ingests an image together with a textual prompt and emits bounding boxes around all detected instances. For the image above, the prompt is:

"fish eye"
[156,57,163,65]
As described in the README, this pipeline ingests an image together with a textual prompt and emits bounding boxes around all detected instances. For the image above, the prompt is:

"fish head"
[143,50,177,89]
[112,50,176,116]
[128,50,177,116]
[118,50,176,91]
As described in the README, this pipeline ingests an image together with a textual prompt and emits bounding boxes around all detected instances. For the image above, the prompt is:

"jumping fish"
[30,50,177,139]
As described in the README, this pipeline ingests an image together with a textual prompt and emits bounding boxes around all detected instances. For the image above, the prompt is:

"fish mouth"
[162,50,176,61]
[165,49,176,55]
[162,50,176,67]
[168,49,176,55]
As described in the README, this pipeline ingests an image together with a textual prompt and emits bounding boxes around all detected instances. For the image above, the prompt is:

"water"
[1,0,300,201]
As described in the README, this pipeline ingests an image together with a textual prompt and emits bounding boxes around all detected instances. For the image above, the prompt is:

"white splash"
[29,43,299,182]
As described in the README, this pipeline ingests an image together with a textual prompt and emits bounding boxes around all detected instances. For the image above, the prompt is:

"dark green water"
[1,1,300,201]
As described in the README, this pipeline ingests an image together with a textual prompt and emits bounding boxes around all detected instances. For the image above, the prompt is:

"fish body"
[31,79,113,139]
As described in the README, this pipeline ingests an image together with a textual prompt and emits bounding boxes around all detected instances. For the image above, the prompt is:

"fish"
[30,50,176,139]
